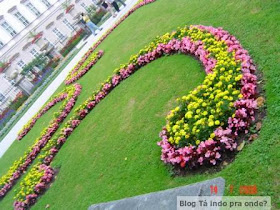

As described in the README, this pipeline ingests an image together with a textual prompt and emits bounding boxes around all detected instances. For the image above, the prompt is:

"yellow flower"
[185,111,192,119]
[202,111,208,116]
[208,121,214,127]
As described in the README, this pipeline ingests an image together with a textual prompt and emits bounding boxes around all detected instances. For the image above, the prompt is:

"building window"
[0,93,5,102]
[26,2,41,17]
[80,3,89,11]
[1,21,17,37]
[63,18,75,31]
[52,28,66,41]
[14,11,29,27]
[0,41,3,49]
[30,48,39,57]
[41,0,51,8]
[17,60,26,69]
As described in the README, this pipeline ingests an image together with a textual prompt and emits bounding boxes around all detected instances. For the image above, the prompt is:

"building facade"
[0,0,97,112]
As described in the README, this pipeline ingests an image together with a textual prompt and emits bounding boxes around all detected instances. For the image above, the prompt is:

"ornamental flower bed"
[17,93,67,140]
[13,164,54,210]
[0,0,261,208]
[65,50,104,85]
[63,25,258,171]
[12,25,259,209]
[157,25,258,168]
[0,84,81,199]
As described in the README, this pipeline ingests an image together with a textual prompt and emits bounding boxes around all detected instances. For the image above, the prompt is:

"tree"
[21,54,47,77]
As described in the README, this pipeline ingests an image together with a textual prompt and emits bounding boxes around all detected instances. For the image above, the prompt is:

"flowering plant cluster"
[157,25,258,168]
[17,93,67,140]
[13,164,54,209]
[0,84,81,199]
[57,25,258,173]
[65,50,104,85]
[60,29,86,56]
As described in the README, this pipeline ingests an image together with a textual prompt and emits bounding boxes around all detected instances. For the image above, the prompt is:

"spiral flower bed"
[11,25,259,209]
[65,50,104,85]
[0,1,261,209]
[0,84,81,199]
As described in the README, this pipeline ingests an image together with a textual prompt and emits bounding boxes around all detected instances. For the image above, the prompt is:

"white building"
[0,0,97,112]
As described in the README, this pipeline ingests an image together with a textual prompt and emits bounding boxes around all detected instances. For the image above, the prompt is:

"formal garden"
[0,0,279,209]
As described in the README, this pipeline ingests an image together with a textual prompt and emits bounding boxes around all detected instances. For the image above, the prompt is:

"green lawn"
[0,0,280,209]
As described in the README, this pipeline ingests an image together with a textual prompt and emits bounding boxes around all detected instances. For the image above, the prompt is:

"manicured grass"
[1,0,280,209]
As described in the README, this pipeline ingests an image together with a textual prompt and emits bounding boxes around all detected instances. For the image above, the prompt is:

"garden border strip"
[65,50,104,85]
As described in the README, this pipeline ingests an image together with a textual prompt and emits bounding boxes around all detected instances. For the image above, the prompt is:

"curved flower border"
[0,84,82,198]
[65,50,104,85]
[13,25,258,209]
[17,94,67,140]
[158,25,257,168]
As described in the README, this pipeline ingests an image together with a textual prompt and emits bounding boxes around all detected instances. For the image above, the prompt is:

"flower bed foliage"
[60,29,86,57]
[65,50,104,85]
[157,25,257,168]
[0,110,15,128]
[0,0,260,209]
[0,93,28,130]
[16,93,67,140]
[0,84,81,199]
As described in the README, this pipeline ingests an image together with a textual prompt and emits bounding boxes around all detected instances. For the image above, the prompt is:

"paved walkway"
[0,0,139,158]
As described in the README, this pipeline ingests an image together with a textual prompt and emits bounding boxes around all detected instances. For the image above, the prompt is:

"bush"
[90,9,107,25]
[10,94,28,111]
[60,29,86,57]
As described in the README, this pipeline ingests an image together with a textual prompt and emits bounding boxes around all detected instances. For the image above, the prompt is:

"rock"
[256,122,262,131]
[45,204,50,209]
[256,96,265,108]
[249,134,258,141]
[222,161,229,166]
[88,177,225,210]
[237,141,245,151]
